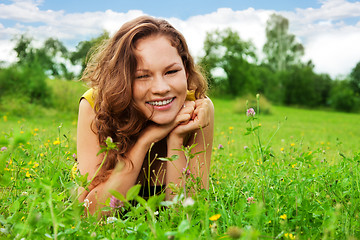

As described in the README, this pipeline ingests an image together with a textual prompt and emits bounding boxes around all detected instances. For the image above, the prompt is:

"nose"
[151,74,170,95]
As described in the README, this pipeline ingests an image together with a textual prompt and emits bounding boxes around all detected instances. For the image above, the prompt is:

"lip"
[146,97,175,110]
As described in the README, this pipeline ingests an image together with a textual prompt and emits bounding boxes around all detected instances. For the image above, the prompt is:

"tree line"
[1,14,360,112]
[199,14,360,112]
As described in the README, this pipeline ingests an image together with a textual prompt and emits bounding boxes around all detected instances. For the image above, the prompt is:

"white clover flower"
[83,198,92,208]
[106,216,118,224]
[183,197,195,207]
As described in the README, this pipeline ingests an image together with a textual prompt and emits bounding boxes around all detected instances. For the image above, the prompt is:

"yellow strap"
[81,88,97,109]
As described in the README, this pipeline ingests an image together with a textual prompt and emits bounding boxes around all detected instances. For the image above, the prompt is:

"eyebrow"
[136,62,181,72]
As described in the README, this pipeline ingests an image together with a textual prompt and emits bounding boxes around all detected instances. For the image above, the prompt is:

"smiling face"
[132,35,188,125]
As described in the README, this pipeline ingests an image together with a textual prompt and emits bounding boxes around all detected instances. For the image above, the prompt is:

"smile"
[147,97,175,106]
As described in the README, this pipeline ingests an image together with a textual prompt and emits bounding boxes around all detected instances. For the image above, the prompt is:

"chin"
[150,115,177,125]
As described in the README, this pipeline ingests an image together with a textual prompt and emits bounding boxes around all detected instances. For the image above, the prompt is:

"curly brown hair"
[81,16,208,184]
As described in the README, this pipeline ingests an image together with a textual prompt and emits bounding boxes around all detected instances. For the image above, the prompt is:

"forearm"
[79,136,153,216]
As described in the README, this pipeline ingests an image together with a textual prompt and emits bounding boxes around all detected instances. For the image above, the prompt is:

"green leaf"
[126,184,141,201]
[147,193,165,209]
[134,196,147,206]
[108,189,127,203]
[178,219,190,233]
[158,155,179,162]
[96,148,107,156]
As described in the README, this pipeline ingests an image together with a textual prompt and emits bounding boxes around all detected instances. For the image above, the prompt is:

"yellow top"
[81,88,196,109]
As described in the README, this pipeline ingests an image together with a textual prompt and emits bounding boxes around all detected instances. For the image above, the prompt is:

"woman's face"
[132,35,188,125]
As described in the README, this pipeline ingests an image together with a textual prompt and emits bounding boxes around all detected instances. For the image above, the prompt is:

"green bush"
[233,94,272,115]
[47,78,88,114]
[329,81,360,112]
[0,63,51,106]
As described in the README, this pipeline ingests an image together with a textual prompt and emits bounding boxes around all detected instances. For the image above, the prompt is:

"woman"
[77,16,214,215]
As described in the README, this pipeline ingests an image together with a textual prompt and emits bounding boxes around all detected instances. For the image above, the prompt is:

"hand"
[169,98,212,140]
[139,101,195,146]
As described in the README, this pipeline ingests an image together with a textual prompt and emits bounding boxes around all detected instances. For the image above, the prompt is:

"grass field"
[1,91,360,239]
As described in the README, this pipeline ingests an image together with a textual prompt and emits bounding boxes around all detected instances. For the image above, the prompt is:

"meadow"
[1,80,360,239]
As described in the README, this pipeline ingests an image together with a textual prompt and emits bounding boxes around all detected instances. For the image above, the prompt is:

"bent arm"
[77,99,152,215]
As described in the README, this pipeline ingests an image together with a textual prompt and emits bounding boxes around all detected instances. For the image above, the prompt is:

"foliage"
[12,34,72,79]
[329,80,360,112]
[0,63,51,106]
[199,28,258,96]
[281,65,332,108]
[349,61,360,95]
[263,14,304,72]
[70,31,110,75]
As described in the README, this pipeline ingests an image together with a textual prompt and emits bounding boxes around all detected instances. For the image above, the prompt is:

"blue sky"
[36,0,323,19]
[1,0,360,77]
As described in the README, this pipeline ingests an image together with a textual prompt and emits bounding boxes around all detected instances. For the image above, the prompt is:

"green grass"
[1,94,360,239]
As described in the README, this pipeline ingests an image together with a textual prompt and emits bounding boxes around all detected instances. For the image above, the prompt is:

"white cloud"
[0,0,359,78]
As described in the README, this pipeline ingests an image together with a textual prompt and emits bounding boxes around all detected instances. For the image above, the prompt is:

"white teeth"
[148,98,173,106]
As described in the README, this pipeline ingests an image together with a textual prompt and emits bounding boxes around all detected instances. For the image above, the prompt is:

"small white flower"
[154,211,159,216]
[83,198,92,208]
[21,191,28,196]
[183,197,195,207]
[106,216,117,224]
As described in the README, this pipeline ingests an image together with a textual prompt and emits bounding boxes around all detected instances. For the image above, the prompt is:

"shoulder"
[81,88,98,109]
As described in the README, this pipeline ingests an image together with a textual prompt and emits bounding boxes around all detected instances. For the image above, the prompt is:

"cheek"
[132,82,146,103]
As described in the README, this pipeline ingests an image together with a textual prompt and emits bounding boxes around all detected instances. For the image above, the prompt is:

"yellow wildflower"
[34,128,39,132]
[3,116,7,122]
[280,147,284,152]
[20,131,24,134]
[209,214,221,221]
[229,126,234,130]
[40,153,44,157]
[258,123,261,127]
[71,163,78,180]
[26,171,32,178]
[284,233,295,239]
[33,162,39,168]
[53,140,61,145]
[280,214,287,220]
[290,143,295,147]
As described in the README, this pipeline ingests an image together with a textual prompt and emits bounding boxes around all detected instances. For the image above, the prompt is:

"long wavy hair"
[81,16,208,185]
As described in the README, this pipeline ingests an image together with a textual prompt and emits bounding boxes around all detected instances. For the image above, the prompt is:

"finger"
[193,108,210,128]
[175,113,191,125]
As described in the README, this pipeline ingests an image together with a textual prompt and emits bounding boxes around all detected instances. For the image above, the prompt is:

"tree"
[349,61,360,95]
[13,34,35,65]
[12,35,72,79]
[281,65,332,108]
[199,28,257,96]
[263,14,304,72]
[70,31,110,75]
